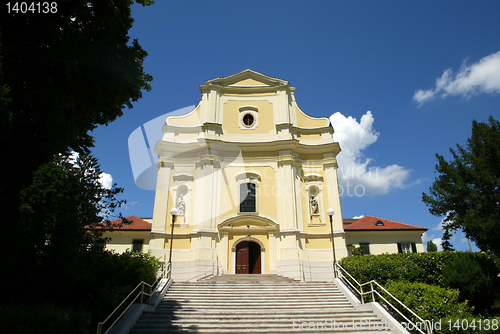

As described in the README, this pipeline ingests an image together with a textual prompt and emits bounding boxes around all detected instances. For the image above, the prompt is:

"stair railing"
[336,262,433,334]
[96,262,171,334]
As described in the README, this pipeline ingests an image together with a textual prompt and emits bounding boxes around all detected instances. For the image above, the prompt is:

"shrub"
[0,303,91,334]
[338,252,454,286]
[33,249,162,332]
[442,252,499,313]
[385,280,472,321]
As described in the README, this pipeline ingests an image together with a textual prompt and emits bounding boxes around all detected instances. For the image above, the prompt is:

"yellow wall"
[229,78,268,87]
[219,166,278,221]
[305,236,333,249]
[295,106,330,128]
[103,231,151,253]
[222,100,274,134]
[165,237,192,250]
[168,104,201,127]
[346,231,425,254]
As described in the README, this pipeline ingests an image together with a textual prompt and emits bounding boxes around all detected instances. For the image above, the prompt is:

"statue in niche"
[177,194,185,215]
[310,194,319,215]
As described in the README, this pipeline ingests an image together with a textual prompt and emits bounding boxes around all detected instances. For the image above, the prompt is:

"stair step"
[201,274,301,282]
[129,279,395,334]
[139,311,379,320]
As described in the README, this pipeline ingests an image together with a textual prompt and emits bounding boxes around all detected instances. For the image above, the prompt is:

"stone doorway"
[236,241,261,274]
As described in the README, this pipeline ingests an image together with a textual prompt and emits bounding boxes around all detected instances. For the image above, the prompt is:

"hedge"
[338,252,454,286]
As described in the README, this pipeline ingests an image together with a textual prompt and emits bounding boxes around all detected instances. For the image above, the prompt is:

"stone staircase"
[130,274,396,333]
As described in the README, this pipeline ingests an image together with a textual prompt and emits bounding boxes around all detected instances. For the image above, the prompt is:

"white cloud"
[352,215,365,219]
[330,111,412,196]
[123,201,141,209]
[422,232,443,252]
[414,50,500,106]
[433,238,443,252]
[99,173,113,190]
[432,220,444,231]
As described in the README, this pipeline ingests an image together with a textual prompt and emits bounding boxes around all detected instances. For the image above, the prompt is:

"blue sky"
[90,1,500,252]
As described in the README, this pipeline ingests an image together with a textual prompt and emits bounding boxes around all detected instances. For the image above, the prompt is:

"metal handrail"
[335,262,363,300]
[360,280,433,334]
[96,262,171,334]
[336,263,433,334]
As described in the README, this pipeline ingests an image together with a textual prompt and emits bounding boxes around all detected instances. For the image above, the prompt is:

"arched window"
[236,171,260,214]
[240,182,256,212]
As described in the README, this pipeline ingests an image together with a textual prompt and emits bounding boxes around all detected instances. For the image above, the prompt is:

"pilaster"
[150,158,174,260]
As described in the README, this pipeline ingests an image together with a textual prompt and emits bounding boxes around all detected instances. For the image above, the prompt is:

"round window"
[242,113,255,127]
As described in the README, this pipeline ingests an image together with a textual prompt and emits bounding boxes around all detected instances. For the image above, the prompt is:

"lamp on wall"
[327,208,337,278]
[168,207,178,278]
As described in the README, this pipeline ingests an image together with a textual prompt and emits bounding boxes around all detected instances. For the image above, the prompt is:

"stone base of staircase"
[202,274,300,283]
[129,275,403,333]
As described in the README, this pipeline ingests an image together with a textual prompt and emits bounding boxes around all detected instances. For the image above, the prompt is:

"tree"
[0,1,154,290]
[423,116,500,257]
[441,226,455,252]
[426,240,438,252]
[17,153,126,301]
[0,0,153,232]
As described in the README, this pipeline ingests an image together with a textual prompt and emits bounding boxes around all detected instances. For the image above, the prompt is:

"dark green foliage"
[351,244,365,256]
[339,252,454,286]
[386,280,472,321]
[0,1,154,285]
[19,154,125,272]
[11,153,161,331]
[423,117,500,258]
[384,281,498,334]
[427,240,438,252]
[0,303,91,334]
[67,249,161,327]
[442,227,455,252]
[340,251,500,327]
[3,250,160,333]
[442,252,499,314]
[0,3,157,331]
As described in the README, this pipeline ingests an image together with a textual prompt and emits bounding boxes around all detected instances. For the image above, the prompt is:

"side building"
[100,215,428,263]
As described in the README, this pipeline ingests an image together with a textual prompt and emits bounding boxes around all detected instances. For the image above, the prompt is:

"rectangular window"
[398,242,414,254]
[359,242,370,255]
[240,183,256,212]
[132,239,144,252]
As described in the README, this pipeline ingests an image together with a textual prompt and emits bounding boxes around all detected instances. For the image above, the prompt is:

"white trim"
[236,173,260,214]
[261,251,265,274]
[232,249,236,274]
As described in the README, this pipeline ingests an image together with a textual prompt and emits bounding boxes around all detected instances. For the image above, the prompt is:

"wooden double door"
[236,241,261,274]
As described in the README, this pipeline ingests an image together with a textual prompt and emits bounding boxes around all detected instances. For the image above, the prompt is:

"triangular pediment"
[205,69,288,88]
[229,77,269,87]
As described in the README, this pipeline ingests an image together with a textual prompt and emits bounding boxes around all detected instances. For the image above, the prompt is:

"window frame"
[359,242,370,255]
[235,172,261,215]
[398,242,417,254]
[239,182,257,213]
[132,239,144,252]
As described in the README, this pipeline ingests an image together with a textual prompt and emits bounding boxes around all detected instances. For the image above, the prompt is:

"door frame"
[232,236,265,274]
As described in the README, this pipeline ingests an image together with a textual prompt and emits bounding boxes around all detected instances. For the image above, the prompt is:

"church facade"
[105,70,426,282]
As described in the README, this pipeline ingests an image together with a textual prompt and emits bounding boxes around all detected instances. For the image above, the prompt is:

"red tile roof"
[343,215,427,231]
[87,216,152,231]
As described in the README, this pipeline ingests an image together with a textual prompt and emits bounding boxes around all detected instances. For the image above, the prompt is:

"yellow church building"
[104,70,426,282]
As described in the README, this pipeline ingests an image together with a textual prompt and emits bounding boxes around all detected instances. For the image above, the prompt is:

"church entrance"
[236,241,261,274]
